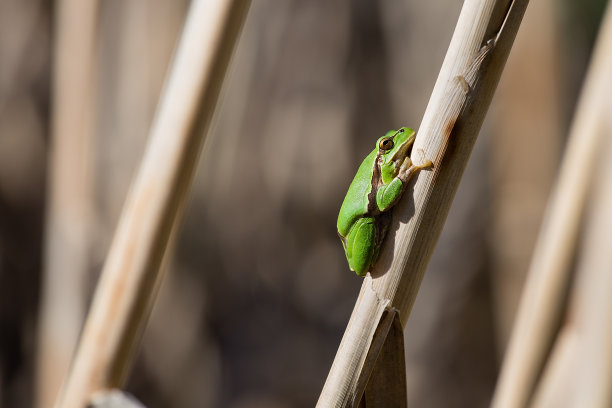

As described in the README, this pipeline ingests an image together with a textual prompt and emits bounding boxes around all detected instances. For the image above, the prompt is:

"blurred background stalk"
[491,1,612,406]
[36,1,98,408]
[55,1,250,407]
[490,0,561,349]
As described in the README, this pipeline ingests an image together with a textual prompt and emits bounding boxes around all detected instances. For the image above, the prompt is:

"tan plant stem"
[54,1,251,407]
[492,3,612,407]
[317,0,528,406]
[37,1,98,407]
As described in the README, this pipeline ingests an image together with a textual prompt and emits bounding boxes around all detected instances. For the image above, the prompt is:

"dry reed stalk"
[529,7,612,406]
[36,2,98,407]
[533,135,612,408]
[529,328,577,407]
[317,0,528,406]
[491,3,612,407]
[568,137,612,407]
[490,0,561,345]
[54,1,251,407]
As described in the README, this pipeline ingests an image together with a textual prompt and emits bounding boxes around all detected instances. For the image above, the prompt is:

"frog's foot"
[414,159,433,170]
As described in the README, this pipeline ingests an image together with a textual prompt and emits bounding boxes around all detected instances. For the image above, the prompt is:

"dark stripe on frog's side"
[364,150,398,271]
[355,152,391,272]
[366,151,384,215]
[371,210,392,268]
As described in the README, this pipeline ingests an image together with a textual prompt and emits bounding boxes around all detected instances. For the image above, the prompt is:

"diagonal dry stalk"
[54,1,251,407]
[493,3,612,407]
[317,0,528,406]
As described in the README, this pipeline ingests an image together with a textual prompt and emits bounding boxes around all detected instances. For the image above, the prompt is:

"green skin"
[337,127,432,276]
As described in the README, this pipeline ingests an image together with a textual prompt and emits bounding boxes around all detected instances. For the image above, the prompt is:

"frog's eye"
[398,128,405,133]
[379,137,394,151]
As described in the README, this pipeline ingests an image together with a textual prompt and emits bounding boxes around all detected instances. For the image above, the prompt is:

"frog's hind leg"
[346,217,376,276]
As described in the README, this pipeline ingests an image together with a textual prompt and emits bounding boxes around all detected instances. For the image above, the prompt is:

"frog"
[337,127,432,276]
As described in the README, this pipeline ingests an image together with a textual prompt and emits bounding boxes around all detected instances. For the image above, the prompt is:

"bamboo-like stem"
[36,2,98,407]
[491,3,612,407]
[317,0,528,406]
[55,1,251,407]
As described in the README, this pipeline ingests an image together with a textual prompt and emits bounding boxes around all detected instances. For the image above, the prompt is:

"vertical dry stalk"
[568,136,612,407]
[491,3,612,407]
[55,1,251,407]
[37,2,98,407]
[317,0,528,406]
[533,136,612,408]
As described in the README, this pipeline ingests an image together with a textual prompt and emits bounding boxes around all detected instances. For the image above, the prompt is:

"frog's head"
[376,127,416,183]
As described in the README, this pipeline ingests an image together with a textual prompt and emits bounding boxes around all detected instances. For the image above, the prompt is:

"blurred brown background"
[0,0,606,407]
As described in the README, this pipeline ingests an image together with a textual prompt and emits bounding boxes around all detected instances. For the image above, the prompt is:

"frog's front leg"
[375,157,433,212]
[344,217,377,276]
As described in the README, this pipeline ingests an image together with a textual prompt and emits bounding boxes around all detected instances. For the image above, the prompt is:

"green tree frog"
[337,127,432,276]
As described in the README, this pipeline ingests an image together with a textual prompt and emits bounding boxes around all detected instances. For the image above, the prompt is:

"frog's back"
[337,149,377,236]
